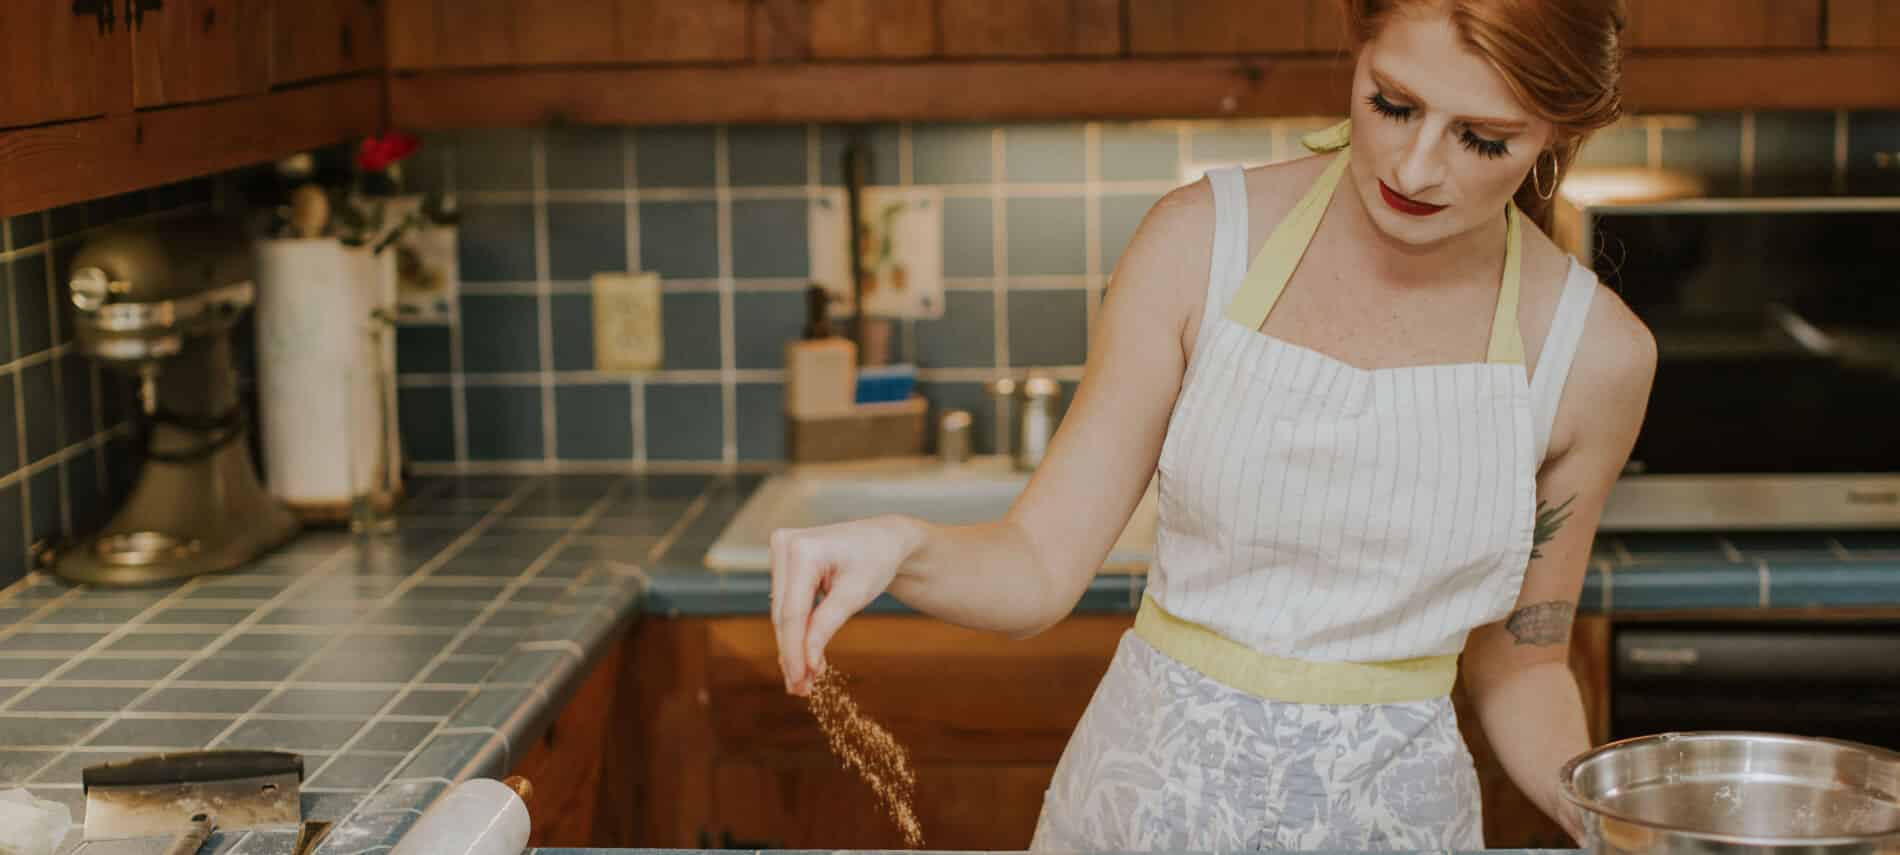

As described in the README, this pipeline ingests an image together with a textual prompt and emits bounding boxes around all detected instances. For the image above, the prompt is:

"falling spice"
[807,667,925,847]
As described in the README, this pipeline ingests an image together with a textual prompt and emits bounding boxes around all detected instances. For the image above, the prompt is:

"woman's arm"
[771,179,1215,693]
[1460,284,1655,841]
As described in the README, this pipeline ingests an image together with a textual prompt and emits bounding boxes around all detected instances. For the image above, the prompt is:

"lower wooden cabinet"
[514,612,1609,849]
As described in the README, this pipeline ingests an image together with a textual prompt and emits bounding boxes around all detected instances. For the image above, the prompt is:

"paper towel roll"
[388,778,530,855]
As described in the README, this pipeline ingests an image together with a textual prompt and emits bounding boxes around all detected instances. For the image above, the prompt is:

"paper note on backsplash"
[809,187,944,320]
[593,272,662,372]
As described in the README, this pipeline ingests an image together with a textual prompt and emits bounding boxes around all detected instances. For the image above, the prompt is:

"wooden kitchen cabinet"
[620,0,750,64]
[1829,0,1900,47]
[940,0,1122,58]
[1128,0,1351,55]
[272,0,384,85]
[1624,0,1824,49]
[753,0,938,62]
[132,0,271,108]
[384,0,747,69]
[0,2,131,129]
[535,611,1612,850]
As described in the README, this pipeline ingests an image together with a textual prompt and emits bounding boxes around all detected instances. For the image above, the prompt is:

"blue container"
[855,363,916,404]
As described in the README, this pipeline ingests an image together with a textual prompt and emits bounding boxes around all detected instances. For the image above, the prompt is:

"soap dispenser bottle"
[784,285,858,418]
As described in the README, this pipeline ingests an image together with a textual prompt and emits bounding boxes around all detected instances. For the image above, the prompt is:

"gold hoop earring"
[1532,149,1561,200]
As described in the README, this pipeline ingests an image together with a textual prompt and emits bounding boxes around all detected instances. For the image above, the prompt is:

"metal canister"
[937,409,972,464]
[1014,374,1060,472]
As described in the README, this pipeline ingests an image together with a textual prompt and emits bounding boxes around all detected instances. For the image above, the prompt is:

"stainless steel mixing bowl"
[1563,732,1900,855]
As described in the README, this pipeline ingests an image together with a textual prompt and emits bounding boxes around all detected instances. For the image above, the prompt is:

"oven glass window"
[1591,210,1900,474]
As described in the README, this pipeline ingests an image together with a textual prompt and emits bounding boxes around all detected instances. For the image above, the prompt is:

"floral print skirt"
[1030,631,1484,851]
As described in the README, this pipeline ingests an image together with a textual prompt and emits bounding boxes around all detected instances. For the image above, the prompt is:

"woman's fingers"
[803,574,864,680]
[769,529,816,694]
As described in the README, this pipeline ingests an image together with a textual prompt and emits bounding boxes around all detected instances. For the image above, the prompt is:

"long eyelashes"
[1365,91,1512,160]
[1460,132,1510,159]
[1367,92,1410,120]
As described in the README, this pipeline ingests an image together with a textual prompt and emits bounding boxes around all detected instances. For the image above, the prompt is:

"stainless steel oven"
[1554,172,1900,531]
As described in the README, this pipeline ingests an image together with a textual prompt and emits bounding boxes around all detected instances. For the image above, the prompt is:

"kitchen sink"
[705,455,1157,572]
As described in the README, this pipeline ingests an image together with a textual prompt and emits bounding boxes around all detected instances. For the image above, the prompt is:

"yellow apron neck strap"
[1223,150,1352,331]
[1301,118,1354,154]
[1487,206,1527,365]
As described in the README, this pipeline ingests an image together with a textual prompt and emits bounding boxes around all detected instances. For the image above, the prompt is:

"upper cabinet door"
[754,0,937,62]
[132,0,270,108]
[273,0,385,86]
[1625,0,1823,49]
[1827,0,1900,48]
[387,0,747,68]
[620,0,750,63]
[941,0,1122,58]
[1128,0,1344,55]
[384,0,510,69]
[0,3,132,129]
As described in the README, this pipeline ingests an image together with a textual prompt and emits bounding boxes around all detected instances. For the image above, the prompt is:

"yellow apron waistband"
[1133,594,1458,705]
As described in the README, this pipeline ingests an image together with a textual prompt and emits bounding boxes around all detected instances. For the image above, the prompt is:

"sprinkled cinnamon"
[807,667,924,847]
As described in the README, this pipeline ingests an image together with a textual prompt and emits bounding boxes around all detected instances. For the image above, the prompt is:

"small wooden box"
[786,396,928,463]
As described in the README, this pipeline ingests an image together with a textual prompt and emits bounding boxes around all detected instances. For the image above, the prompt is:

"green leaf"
[1531,494,1576,560]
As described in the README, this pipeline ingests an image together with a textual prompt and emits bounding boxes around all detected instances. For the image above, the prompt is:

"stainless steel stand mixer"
[50,216,299,586]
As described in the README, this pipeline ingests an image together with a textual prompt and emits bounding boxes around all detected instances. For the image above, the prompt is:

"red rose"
[357,131,420,173]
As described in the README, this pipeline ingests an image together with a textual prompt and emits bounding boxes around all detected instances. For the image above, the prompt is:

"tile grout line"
[643,479,715,566]
[533,131,557,465]
[412,460,777,476]
[900,123,918,367]
[202,482,541,755]
[9,552,353,779]
[989,126,1010,451]
[456,181,1187,203]
[458,275,1095,295]
[43,240,70,537]
[0,201,212,267]
[0,428,136,494]
[445,145,470,466]
[626,128,647,467]
[715,126,737,466]
[306,480,628,793]
[9,214,32,571]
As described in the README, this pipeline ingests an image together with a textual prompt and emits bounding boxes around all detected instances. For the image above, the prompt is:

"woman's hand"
[769,514,926,695]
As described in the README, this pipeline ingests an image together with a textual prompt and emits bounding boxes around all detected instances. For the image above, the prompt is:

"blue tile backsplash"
[385,110,1894,471]
[0,181,209,586]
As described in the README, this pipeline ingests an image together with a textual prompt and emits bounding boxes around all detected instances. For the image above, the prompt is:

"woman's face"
[1345,9,1556,248]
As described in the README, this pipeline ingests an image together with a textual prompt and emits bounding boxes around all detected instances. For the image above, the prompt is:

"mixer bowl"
[1563,732,1900,855]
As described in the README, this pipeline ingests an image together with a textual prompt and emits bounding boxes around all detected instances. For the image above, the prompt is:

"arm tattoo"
[1531,494,1577,560]
[1506,601,1576,646]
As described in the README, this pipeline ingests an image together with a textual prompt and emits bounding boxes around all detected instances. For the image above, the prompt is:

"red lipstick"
[1379,180,1446,216]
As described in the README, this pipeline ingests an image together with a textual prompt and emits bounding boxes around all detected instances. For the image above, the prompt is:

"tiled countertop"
[3,473,1898,855]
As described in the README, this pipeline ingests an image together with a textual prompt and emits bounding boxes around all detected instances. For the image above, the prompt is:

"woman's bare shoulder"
[1238,155,1335,230]
[1526,223,1656,459]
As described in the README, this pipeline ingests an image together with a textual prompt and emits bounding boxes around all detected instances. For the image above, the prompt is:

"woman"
[769,0,1655,848]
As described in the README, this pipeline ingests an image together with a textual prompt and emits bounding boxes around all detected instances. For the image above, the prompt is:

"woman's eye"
[1459,128,1510,159]
[1366,92,1412,121]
